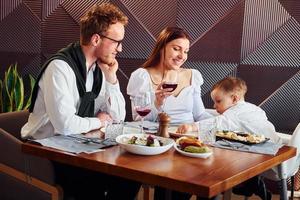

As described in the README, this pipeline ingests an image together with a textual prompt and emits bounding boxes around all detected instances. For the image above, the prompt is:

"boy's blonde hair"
[80,3,128,45]
[212,77,247,98]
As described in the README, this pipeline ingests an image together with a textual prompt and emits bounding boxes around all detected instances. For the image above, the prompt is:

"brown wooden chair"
[0,110,62,200]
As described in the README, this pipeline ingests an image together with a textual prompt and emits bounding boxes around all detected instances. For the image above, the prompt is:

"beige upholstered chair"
[263,123,300,199]
[0,110,62,200]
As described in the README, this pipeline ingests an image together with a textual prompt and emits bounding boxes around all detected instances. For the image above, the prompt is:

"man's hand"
[98,59,118,84]
[84,129,104,139]
[96,112,113,127]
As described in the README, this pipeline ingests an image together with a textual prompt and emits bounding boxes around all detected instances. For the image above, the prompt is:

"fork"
[220,139,249,150]
[66,135,104,144]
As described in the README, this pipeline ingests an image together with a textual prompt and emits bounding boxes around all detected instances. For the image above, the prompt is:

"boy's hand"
[177,124,193,134]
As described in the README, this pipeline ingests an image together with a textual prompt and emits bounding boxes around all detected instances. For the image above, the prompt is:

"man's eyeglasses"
[98,34,123,48]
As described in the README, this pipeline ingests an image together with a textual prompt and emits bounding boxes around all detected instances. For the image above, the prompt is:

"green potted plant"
[0,63,35,113]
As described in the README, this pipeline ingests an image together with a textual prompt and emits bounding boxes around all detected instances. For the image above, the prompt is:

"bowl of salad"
[116,134,174,155]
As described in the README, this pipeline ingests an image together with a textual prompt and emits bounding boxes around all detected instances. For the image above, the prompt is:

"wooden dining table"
[22,139,296,199]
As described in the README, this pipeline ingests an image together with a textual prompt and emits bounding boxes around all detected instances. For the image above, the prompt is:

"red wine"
[136,108,151,117]
[162,83,178,92]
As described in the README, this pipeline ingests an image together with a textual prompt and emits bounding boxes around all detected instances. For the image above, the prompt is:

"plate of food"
[116,134,174,155]
[215,130,269,145]
[174,137,212,158]
[168,126,198,138]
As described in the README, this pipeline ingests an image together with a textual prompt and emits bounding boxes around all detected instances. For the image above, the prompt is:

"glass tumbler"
[197,119,216,145]
[104,122,124,140]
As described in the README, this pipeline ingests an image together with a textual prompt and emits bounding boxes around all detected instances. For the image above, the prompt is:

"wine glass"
[161,70,178,112]
[132,93,152,133]
[162,70,178,92]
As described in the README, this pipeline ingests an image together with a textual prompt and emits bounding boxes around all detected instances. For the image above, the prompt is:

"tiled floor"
[136,187,300,200]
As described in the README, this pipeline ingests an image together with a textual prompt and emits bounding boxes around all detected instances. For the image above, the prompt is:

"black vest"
[29,42,103,117]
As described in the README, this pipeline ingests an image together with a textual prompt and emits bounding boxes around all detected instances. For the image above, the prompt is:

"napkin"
[214,139,283,155]
[32,134,117,154]
[125,121,158,133]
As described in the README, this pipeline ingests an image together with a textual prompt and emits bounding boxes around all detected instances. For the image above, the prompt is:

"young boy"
[177,76,282,144]
[178,77,281,200]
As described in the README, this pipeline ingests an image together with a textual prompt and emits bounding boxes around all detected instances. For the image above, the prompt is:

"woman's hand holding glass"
[132,93,152,133]
[155,70,178,111]
[154,83,173,110]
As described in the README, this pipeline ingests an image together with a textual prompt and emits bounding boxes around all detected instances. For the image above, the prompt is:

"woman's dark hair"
[142,27,190,68]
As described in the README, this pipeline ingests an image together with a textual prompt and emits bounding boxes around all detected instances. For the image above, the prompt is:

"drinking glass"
[132,93,152,133]
[197,119,216,145]
[105,121,124,140]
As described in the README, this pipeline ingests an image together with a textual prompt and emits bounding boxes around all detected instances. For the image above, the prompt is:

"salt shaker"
[157,112,171,138]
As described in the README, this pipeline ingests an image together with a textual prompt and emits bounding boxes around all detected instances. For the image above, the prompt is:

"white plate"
[168,127,198,138]
[116,134,174,155]
[174,143,212,158]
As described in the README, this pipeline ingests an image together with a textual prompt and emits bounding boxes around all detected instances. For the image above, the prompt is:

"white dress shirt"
[197,100,282,143]
[127,68,212,124]
[21,60,125,139]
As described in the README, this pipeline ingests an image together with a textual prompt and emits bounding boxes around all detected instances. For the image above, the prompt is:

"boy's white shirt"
[197,100,282,144]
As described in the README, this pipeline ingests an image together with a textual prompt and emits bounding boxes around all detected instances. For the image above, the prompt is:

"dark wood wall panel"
[242,18,300,67]
[0,3,41,53]
[42,6,79,55]
[177,0,241,42]
[241,0,290,60]
[188,0,244,62]
[120,0,177,38]
[279,0,300,23]
[115,0,156,60]
[260,71,300,133]
[0,0,299,132]
[237,65,299,105]
[0,0,22,21]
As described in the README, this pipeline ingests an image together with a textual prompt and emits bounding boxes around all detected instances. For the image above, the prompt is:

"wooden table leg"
[143,184,150,200]
[223,189,232,200]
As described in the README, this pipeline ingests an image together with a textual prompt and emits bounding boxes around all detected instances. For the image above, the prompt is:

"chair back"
[286,123,300,177]
[0,110,29,139]
[262,123,300,180]
[0,110,61,199]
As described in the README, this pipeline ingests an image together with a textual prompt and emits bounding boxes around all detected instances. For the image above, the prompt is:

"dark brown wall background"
[0,0,299,133]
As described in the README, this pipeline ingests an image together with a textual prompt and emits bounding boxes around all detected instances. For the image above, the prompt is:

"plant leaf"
[4,65,15,100]
[14,74,24,111]
[24,74,36,110]
[2,81,13,112]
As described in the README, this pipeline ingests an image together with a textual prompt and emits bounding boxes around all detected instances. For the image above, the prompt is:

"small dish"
[174,143,212,158]
[116,134,174,155]
[168,126,198,138]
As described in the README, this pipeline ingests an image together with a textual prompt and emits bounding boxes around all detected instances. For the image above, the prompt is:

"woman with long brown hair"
[127,26,212,200]
[127,26,212,125]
